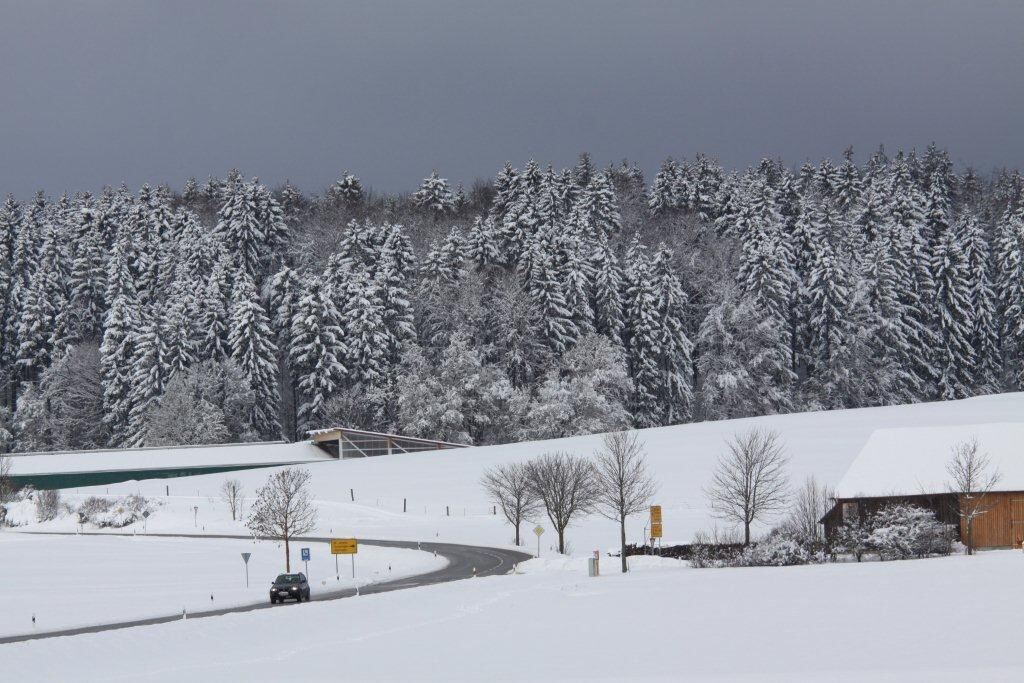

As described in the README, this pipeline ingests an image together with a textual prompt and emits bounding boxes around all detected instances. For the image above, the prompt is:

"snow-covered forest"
[1,145,1022,452]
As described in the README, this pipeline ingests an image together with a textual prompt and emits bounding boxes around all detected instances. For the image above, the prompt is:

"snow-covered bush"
[868,504,953,560]
[740,530,818,567]
[77,495,155,528]
[832,516,871,562]
[35,489,61,522]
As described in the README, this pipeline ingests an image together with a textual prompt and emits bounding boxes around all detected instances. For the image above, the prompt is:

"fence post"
[350,488,354,502]
[403,498,407,513]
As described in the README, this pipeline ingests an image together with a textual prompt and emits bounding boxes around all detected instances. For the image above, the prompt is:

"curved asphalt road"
[0,533,532,645]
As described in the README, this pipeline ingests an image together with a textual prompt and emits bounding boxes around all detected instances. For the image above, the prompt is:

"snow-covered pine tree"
[411,171,455,215]
[621,237,661,427]
[16,221,69,378]
[466,216,503,270]
[374,244,416,368]
[555,234,596,336]
[340,268,389,388]
[650,246,694,424]
[125,306,170,446]
[578,171,622,238]
[0,196,21,380]
[957,213,1000,390]
[162,263,198,377]
[68,207,107,341]
[489,162,520,225]
[648,158,681,215]
[525,240,579,357]
[931,225,976,399]
[215,178,286,282]
[329,171,364,207]
[589,232,625,344]
[835,148,863,214]
[268,265,302,440]
[923,170,953,250]
[806,239,851,378]
[289,280,347,432]
[996,203,1024,385]
[197,256,232,361]
[228,275,281,437]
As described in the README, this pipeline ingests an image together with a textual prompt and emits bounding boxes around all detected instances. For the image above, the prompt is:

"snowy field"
[5,550,1024,681]
[0,532,446,639]
[35,392,1024,555]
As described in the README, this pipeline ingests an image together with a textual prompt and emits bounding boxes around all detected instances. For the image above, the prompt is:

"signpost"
[241,552,252,588]
[533,525,544,557]
[142,509,150,533]
[330,538,358,579]
[301,547,311,577]
[649,505,663,554]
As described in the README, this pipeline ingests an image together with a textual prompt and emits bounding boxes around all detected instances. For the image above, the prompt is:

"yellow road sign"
[330,538,358,554]
[651,522,663,539]
[650,505,662,524]
[533,525,544,537]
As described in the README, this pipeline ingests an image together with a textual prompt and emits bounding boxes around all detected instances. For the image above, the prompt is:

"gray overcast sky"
[0,1,1021,197]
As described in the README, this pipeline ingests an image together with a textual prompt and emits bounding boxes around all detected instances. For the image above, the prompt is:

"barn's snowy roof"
[834,422,1024,499]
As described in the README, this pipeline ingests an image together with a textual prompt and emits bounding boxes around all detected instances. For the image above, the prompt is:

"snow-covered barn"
[822,423,1024,549]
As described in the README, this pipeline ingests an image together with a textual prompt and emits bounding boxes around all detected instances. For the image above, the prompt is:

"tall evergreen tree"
[290,280,347,431]
[229,275,281,437]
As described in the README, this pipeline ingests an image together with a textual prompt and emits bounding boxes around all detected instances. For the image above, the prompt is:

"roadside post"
[241,552,251,587]
[533,525,544,557]
[301,547,311,578]
[650,505,663,554]
[142,509,150,534]
[193,505,199,528]
[330,538,358,580]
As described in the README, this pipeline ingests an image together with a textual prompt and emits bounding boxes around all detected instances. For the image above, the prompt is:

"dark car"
[270,573,310,604]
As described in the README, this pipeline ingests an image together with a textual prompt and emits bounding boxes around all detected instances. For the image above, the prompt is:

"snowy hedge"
[77,495,155,528]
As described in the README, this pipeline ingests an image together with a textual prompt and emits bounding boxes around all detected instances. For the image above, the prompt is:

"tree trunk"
[744,522,751,547]
[557,527,565,554]
[514,520,520,546]
[284,535,291,572]
[620,517,627,573]
[967,519,974,556]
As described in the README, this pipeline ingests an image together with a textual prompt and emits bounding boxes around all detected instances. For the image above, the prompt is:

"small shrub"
[78,496,112,520]
[35,489,62,522]
[741,532,811,569]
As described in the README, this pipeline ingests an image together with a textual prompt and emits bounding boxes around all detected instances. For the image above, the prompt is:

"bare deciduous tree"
[220,479,245,521]
[784,475,833,542]
[947,438,1001,555]
[0,454,13,505]
[247,468,318,572]
[481,462,540,546]
[594,431,658,573]
[705,429,789,546]
[527,452,600,554]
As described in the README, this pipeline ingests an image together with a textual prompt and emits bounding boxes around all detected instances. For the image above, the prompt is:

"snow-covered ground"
[0,531,446,639]
[32,392,1024,554]
[5,549,1024,681]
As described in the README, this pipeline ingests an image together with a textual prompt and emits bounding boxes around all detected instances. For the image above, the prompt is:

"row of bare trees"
[482,431,657,572]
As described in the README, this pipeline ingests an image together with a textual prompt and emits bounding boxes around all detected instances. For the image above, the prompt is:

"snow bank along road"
[0,533,531,645]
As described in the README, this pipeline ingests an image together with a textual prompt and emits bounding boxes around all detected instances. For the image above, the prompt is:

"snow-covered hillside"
[43,392,1024,554]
